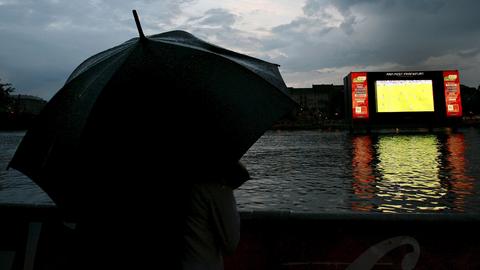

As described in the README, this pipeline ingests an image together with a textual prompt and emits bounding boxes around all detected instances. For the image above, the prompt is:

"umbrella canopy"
[8,19,296,210]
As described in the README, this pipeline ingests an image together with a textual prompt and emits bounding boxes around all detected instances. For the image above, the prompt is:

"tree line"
[461,84,480,116]
[0,78,15,115]
[0,78,47,130]
[2,77,480,130]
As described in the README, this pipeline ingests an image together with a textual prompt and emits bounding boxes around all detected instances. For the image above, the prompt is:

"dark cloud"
[266,0,480,87]
[188,8,237,27]
[0,0,193,100]
[0,0,479,100]
[178,8,266,57]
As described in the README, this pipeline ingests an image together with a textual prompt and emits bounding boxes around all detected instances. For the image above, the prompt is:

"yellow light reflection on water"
[375,135,447,212]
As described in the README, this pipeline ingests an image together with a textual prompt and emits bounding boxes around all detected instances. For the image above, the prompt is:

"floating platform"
[344,71,463,132]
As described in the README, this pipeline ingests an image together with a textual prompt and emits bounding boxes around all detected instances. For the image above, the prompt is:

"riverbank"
[271,116,480,131]
[2,115,479,132]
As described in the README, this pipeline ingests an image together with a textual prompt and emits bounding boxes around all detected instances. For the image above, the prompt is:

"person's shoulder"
[191,182,233,200]
[194,182,230,191]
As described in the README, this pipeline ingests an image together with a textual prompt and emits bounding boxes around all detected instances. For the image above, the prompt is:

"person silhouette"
[181,161,249,270]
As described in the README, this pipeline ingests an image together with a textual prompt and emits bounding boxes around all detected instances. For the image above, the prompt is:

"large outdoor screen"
[375,80,435,113]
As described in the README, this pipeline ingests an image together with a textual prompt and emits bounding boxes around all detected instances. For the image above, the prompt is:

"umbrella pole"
[132,10,146,40]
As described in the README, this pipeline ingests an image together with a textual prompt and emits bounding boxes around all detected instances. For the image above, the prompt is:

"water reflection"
[443,134,475,211]
[351,132,474,213]
[351,136,375,211]
[376,135,446,212]
[2,130,478,213]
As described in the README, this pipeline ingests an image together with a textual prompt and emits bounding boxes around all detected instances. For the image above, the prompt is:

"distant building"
[11,94,47,115]
[288,84,344,119]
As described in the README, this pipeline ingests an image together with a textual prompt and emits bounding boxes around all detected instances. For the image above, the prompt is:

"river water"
[1,129,480,213]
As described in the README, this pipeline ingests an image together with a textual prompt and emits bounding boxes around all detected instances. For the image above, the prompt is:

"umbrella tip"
[132,10,146,40]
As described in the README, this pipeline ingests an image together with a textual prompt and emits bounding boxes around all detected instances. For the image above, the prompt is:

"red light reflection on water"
[351,136,375,211]
[351,133,474,213]
[447,134,474,211]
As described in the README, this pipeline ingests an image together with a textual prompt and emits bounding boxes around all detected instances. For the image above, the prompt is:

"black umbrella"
[8,11,297,211]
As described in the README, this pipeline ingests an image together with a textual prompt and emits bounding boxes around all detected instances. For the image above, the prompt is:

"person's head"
[220,161,250,189]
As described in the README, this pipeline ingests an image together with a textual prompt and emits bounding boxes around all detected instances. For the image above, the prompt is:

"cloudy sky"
[0,0,479,100]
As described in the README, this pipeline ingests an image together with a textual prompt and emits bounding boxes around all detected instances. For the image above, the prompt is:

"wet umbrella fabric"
[8,30,296,211]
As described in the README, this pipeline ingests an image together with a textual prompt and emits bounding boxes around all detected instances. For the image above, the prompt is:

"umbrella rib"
[66,42,134,84]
